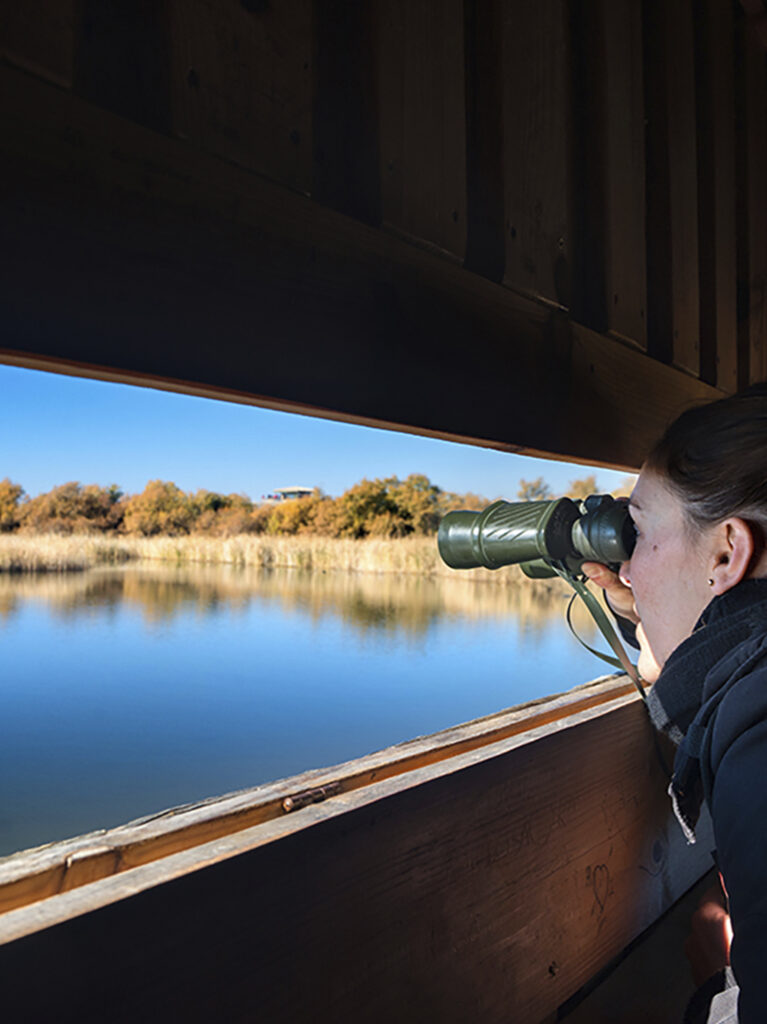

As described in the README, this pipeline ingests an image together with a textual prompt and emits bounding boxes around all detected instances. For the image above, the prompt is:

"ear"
[710,518,754,594]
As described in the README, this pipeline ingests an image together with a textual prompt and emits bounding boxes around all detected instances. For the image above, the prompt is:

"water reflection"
[0,565,610,855]
[0,565,598,641]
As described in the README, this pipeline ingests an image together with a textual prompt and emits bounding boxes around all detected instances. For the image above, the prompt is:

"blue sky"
[1,364,633,500]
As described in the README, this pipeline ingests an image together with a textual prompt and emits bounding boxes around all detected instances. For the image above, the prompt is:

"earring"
[708,578,715,586]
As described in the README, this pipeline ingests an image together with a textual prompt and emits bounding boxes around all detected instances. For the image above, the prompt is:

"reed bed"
[0,534,135,573]
[0,533,547,586]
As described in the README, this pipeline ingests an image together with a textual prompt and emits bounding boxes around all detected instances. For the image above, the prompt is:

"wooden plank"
[503,0,570,308]
[695,0,739,390]
[169,0,312,195]
[463,0,505,279]
[668,0,702,376]
[0,695,713,1023]
[736,14,767,384]
[643,0,700,375]
[0,676,635,915]
[376,0,467,260]
[601,0,647,349]
[73,0,171,133]
[0,62,723,472]
[569,0,608,333]
[747,30,767,384]
[0,0,76,87]
[311,0,380,222]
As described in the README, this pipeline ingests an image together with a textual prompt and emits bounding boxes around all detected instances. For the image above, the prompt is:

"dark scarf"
[645,578,767,842]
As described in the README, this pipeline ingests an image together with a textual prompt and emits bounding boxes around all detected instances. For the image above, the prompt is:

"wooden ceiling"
[1,0,765,470]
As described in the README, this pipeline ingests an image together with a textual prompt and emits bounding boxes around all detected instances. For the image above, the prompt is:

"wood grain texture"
[0,62,722,472]
[695,0,739,390]
[170,0,312,194]
[503,0,570,307]
[561,870,716,1023]
[376,0,466,260]
[0,0,76,87]
[0,695,713,1023]
[643,0,701,375]
[601,0,647,349]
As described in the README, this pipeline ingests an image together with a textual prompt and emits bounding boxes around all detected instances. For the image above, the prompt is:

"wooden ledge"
[0,674,713,1023]
[0,674,634,925]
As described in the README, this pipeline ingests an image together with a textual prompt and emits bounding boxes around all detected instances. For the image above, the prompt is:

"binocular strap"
[555,569,647,704]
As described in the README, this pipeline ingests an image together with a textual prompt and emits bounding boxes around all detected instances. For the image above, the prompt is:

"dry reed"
[0,533,556,587]
[0,534,134,573]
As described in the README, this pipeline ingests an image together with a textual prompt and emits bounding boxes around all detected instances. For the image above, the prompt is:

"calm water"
[0,565,607,857]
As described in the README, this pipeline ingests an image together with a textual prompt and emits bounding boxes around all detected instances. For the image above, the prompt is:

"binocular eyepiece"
[437,494,636,579]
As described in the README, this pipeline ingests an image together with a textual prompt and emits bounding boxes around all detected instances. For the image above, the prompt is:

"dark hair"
[646,383,767,535]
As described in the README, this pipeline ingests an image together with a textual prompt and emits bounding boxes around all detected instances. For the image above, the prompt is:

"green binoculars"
[437,494,636,579]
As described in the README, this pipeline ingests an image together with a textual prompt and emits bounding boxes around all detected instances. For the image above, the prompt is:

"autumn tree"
[517,477,552,501]
[0,478,24,532]
[388,474,443,534]
[19,482,123,533]
[189,490,255,535]
[438,490,489,514]
[265,492,324,535]
[9,473,492,539]
[330,478,402,538]
[122,481,194,536]
[566,474,598,499]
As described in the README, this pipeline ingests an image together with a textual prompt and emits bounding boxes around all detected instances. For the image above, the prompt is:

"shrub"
[18,482,123,534]
[0,478,24,532]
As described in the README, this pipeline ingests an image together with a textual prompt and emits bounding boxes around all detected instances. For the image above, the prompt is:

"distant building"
[261,486,315,503]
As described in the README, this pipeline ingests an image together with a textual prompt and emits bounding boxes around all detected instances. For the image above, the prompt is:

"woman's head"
[621,384,767,679]
[645,382,767,539]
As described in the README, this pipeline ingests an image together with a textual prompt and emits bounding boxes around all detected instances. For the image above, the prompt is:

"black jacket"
[643,579,767,1024]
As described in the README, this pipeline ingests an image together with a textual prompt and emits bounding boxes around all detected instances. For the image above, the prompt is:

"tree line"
[0,472,631,539]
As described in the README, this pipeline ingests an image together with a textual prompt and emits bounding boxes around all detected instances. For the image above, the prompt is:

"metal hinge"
[282,782,341,813]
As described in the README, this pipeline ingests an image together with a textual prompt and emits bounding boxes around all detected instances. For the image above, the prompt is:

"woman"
[583,384,767,1024]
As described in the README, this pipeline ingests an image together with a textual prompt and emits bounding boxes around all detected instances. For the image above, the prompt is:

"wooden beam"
[375,0,467,261]
[569,0,608,333]
[747,36,767,384]
[601,0,647,350]
[502,0,570,308]
[0,63,722,470]
[643,0,701,375]
[463,0,505,280]
[695,0,739,390]
[0,687,713,1023]
[312,0,380,223]
[736,10,767,385]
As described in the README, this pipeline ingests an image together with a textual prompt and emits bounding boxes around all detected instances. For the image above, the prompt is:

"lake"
[0,564,610,857]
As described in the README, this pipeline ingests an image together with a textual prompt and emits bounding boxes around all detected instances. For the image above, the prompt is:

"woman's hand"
[685,884,733,987]
[581,562,639,625]
[581,562,662,680]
